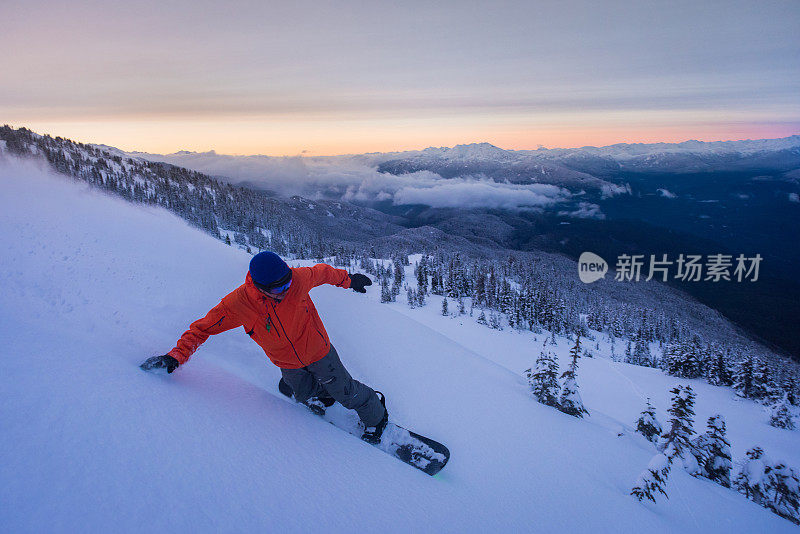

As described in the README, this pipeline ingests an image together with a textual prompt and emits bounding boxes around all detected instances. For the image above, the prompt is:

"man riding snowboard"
[140,251,388,443]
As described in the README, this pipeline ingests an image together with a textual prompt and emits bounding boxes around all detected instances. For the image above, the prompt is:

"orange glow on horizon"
[9,118,799,157]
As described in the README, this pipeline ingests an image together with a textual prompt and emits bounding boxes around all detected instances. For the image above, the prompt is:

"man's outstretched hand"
[349,273,372,293]
[140,354,179,374]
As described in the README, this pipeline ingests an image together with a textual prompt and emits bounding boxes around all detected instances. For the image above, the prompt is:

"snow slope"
[1,154,796,533]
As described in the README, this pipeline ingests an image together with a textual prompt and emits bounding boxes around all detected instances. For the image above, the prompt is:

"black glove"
[349,273,372,293]
[140,354,180,374]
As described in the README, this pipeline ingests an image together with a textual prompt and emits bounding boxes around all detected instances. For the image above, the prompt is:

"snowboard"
[278,379,450,476]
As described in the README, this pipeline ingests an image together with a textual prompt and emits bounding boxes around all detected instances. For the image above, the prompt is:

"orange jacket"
[168,264,351,369]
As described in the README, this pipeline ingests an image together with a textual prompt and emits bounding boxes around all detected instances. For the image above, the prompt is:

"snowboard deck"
[278,379,449,476]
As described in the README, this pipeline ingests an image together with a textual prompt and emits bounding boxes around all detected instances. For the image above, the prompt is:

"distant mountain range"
[4,125,799,361]
[109,134,800,188]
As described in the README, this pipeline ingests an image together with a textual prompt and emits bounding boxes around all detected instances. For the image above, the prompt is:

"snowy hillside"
[1,155,798,532]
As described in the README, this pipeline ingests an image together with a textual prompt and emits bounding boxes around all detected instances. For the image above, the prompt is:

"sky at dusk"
[2,0,799,156]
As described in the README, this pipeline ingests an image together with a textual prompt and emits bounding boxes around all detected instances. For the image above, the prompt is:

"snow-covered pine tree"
[525,345,561,408]
[733,356,756,398]
[416,288,426,307]
[769,396,796,430]
[782,375,798,406]
[635,399,662,443]
[559,335,589,417]
[692,414,732,487]
[664,341,702,378]
[765,461,800,524]
[610,315,624,338]
[441,297,449,316]
[430,268,443,296]
[393,257,404,286]
[689,336,706,379]
[415,257,428,296]
[633,386,698,503]
[631,452,671,503]
[657,385,699,475]
[477,309,487,325]
[734,446,800,524]
[706,347,732,387]
[391,278,401,300]
[734,446,768,505]
[380,277,392,303]
[406,287,416,308]
[627,335,652,367]
[754,360,779,402]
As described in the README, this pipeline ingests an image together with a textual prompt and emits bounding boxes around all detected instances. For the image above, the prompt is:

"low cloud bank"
[133,151,576,212]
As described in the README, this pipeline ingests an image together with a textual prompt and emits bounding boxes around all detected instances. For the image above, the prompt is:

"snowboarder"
[140,251,389,443]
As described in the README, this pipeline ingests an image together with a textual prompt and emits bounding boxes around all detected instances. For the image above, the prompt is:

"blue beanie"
[249,251,290,286]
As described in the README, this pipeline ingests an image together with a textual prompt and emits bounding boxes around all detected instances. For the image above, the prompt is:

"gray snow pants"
[280,344,385,427]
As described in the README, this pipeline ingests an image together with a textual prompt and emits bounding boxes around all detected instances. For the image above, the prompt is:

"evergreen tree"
[477,309,487,325]
[635,399,663,443]
[473,273,486,306]
[391,278,401,300]
[769,396,796,430]
[430,269,442,295]
[406,287,416,308]
[441,297,449,316]
[692,414,732,487]
[657,385,699,475]
[380,277,392,303]
[633,385,697,503]
[664,341,701,378]
[754,360,779,402]
[783,375,798,406]
[415,257,428,296]
[416,288,426,307]
[734,446,767,505]
[631,452,671,503]
[393,257,404,287]
[610,315,624,338]
[733,356,756,399]
[526,346,561,408]
[559,335,589,417]
[707,348,732,387]
[734,446,800,524]
[765,461,800,524]
[627,335,652,367]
